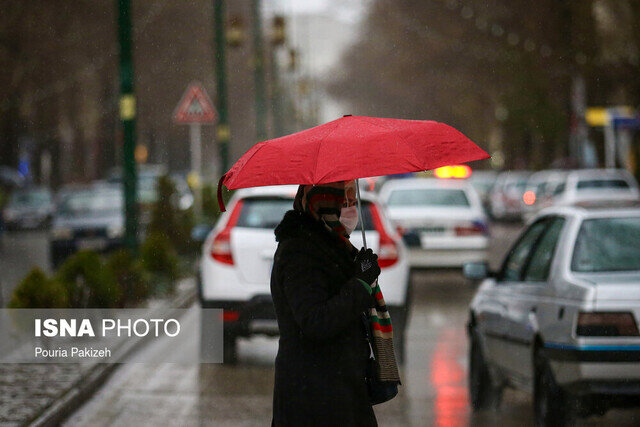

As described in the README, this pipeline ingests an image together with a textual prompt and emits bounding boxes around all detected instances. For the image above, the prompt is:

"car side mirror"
[463,262,492,281]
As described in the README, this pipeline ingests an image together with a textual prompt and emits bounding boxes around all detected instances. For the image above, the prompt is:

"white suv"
[199,185,411,363]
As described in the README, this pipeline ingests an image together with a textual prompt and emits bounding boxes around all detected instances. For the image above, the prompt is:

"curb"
[28,282,197,427]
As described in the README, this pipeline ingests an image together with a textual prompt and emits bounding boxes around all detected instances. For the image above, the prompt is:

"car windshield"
[576,179,631,190]
[236,197,376,230]
[505,178,528,194]
[59,190,123,217]
[9,190,51,207]
[572,216,640,272]
[386,188,470,207]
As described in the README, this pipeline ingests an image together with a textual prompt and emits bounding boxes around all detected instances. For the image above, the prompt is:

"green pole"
[116,0,138,250]
[270,47,284,138]
[213,0,230,173]
[252,0,267,142]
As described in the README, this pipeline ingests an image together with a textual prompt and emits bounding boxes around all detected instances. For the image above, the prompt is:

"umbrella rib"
[226,142,266,187]
[312,121,341,183]
[395,129,427,171]
[356,116,424,170]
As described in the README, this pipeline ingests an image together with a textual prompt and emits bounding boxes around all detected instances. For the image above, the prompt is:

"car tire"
[534,348,574,426]
[469,329,502,411]
[223,331,238,364]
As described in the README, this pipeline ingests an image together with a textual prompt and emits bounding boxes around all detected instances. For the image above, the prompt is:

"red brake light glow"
[369,203,399,268]
[222,310,240,322]
[523,190,536,205]
[210,199,244,265]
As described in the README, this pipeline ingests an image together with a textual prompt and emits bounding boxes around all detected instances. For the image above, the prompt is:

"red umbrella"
[217,115,489,213]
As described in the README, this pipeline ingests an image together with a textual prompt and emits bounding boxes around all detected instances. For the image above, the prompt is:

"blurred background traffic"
[1,0,640,425]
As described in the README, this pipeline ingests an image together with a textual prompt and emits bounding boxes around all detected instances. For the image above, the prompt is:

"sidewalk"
[0,278,196,427]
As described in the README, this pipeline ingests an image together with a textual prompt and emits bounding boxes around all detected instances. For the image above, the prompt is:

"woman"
[270,181,380,426]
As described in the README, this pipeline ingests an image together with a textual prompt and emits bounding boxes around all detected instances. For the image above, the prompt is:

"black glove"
[354,248,381,285]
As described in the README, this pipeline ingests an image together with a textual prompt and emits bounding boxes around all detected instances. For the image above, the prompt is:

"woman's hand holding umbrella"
[354,248,381,286]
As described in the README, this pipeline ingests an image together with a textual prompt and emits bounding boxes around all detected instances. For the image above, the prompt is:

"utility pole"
[213,0,230,173]
[269,49,284,138]
[116,0,138,250]
[252,0,267,142]
[270,16,286,138]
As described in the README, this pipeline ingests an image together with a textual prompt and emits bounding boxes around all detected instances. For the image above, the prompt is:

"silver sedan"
[464,202,640,425]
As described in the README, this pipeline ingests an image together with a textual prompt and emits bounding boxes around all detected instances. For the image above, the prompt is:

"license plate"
[77,238,107,251]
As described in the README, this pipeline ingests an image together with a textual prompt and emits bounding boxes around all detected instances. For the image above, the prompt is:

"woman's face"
[344,180,357,208]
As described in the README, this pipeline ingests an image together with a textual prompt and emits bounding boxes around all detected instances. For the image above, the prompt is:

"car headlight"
[107,224,124,238]
[51,227,73,240]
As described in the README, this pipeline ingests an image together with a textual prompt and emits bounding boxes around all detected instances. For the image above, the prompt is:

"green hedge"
[147,175,195,254]
[106,249,150,307]
[140,231,179,295]
[8,268,69,308]
[56,250,122,308]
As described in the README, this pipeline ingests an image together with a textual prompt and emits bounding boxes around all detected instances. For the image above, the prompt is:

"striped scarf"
[294,184,400,384]
[365,279,401,383]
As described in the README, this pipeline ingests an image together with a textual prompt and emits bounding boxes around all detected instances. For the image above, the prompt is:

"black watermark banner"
[0,309,223,363]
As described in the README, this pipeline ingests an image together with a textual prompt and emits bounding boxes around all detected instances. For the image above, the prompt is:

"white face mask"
[340,206,359,235]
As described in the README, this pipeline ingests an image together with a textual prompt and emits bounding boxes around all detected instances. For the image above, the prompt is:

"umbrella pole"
[355,178,367,249]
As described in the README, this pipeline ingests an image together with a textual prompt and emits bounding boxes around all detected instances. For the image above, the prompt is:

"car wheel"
[469,329,502,411]
[534,349,573,426]
[223,331,238,364]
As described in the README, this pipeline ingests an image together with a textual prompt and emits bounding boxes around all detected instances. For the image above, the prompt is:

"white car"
[521,170,569,222]
[465,203,640,424]
[551,168,639,207]
[199,185,411,362]
[489,171,532,221]
[379,178,489,268]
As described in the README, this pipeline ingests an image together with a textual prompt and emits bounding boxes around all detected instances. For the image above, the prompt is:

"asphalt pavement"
[60,223,640,426]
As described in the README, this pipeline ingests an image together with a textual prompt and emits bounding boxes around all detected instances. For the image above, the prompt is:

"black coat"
[270,210,377,427]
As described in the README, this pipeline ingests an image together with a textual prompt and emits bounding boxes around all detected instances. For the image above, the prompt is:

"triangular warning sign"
[173,82,217,124]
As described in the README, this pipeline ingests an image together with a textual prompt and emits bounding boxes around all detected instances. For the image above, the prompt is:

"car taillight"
[576,312,639,337]
[210,200,244,265]
[369,203,399,268]
[523,190,536,205]
[454,220,488,236]
[222,310,240,322]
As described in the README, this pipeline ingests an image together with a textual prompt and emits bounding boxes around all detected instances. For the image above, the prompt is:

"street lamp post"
[252,0,267,142]
[270,16,286,138]
[116,0,138,250]
[213,0,230,173]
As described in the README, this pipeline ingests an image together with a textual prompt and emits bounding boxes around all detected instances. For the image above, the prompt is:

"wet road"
[0,230,50,306]
[32,225,640,425]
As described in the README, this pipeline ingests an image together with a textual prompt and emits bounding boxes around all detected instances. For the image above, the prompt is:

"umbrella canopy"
[217,115,489,211]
